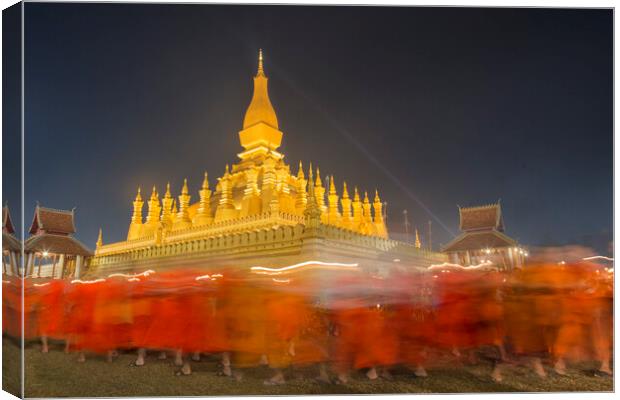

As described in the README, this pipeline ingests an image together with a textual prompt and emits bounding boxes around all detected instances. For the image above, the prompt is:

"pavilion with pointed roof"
[442,202,526,270]
[2,205,21,276]
[24,204,92,279]
[90,51,446,276]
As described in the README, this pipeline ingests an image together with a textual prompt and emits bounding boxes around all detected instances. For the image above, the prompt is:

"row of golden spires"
[125,161,387,239]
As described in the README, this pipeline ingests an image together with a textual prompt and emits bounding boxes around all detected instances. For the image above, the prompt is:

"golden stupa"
[91,51,445,275]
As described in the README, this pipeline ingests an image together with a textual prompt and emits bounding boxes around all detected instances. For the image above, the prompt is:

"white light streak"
[583,255,614,262]
[250,260,359,274]
[71,278,105,284]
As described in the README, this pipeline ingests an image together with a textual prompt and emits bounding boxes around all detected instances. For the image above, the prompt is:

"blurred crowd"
[2,255,613,384]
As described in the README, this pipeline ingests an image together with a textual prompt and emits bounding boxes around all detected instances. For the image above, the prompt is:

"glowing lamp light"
[485,248,491,254]
[42,251,49,257]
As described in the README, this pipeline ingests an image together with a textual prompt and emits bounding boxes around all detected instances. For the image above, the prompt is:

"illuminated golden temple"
[91,51,445,274]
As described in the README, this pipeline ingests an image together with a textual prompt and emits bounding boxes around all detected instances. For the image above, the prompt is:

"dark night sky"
[5,4,613,253]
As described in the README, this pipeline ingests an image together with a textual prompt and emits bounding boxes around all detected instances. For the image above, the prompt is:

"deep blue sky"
[4,4,613,253]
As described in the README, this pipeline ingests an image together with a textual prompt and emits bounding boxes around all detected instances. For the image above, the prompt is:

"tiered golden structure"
[92,51,444,274]
[125,51,387,242]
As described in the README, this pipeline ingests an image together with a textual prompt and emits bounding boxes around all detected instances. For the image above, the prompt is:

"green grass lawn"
[2,337,613,397]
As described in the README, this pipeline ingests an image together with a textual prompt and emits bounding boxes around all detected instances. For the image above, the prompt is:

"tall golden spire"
[341,181,352,230]
[314,167,327,217]
[96,228,103,249]
[146,185,161,225]
[327,176,341,225]
[128,187,144,240]
[295,161,307,211]
[131,187,143,224]
[373,189,387,238]
[352,186,363,228]
[304,165,321,228]
[193,172,213,226]
[173,178,191,229]
[242,50,279,130]
[160,182,174,228]
[215,164,236,221]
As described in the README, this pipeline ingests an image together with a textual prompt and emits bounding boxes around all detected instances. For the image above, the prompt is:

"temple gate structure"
[2,206,21,276]
[441,202,526,270]
[25,205,93,279]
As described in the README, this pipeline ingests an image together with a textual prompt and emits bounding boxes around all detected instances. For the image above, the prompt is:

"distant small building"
[24,205,92,279]
[2,206,21,276]
[442,202,526,270]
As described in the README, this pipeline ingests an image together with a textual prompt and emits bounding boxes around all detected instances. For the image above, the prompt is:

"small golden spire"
[415,228,421,249]
[135,187,142,201]
[308,163,314,181]
[329,176,337,195]
[353,186,360,202]
[182,178,189,195]
[165,182,171,198]
[315,167,323,187]
[297,161,305,179]
[225,164,230,176]
[171,199,177,214]
[202,171,209,190]
[258,49,264,75]
[363,191,370,204]
[151,185,158,200]
[374,189,380,203]
[342,181,350,199]
[96,228,103,249]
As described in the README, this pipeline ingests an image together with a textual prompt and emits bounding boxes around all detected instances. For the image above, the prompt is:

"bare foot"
[491,364,503,382]
[414,365,428,377]
[366,367,378,380]
[77,352,86,363]
[191,352,201,362]
[554,359,567,376]
[174,351,183,367]
[598,359,612,375]
[532,358,546,378]
[158,351,167,360]
[180,362,192,376]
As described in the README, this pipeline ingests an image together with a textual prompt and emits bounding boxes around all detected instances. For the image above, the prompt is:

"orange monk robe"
[37,279,67,341]
[394,272,435,366]
[23,279,42,340]
[141,270,191,351]
[263,284,305,369]
[292,304,330,366]
[503,267,547,355]
[202,276,230,354]
[129,275,153,349]
[2,278,22,339]
[470,270,506,348]
[589,266,613,366]
[354,276,399,370]
[553,262,605,363]
[432,270,479,350]
[331,297,365,375]
[89,277,134,353]
[65,280,105,352]
[223,279,267,368]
